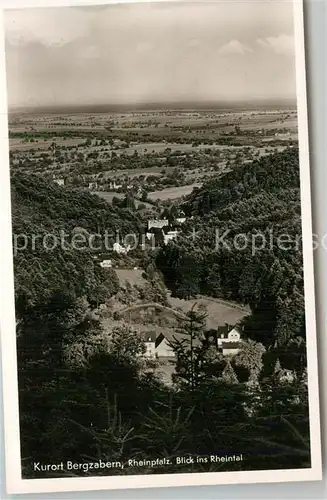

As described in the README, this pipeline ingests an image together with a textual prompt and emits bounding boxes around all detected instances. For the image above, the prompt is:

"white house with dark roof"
[214,324,242,356]
[141,330,175,359]
[217,325,241,344]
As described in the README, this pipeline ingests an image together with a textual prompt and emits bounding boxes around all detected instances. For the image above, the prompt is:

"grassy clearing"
[147,183,202,201]
[169,296,249,330]
[92,191,125,203]
[115,268,146,287]
[10,137,86,151]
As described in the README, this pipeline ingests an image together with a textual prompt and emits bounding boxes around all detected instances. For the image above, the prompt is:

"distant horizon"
[8,98,297,115]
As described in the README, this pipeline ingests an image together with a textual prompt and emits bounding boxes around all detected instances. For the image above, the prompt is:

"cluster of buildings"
[113,242,130,255]
[142,323,242,360]
[146,215,186,246]
[88,180,124,191]
[98,244,131,268]
[274,132,291,138]
[109,180,123,190]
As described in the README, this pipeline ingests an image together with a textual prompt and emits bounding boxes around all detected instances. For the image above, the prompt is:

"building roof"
[217,325,230,337]
[143,331,157,343]
[142,329,182,347]
[217,324,241,337]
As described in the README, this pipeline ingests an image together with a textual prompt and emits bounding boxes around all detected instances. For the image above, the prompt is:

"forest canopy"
[156,148,305,372]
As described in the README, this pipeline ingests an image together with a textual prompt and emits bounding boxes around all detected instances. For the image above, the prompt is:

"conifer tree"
[221,360,239,385]
[274,358,282,375]
[169,306,208,391]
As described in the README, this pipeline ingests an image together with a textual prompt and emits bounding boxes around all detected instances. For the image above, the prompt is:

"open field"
[103,167,163,179]
[92,191,125,202]
[169,296,250,330]
[147,184,202,201]
[115,268,146,288]
[101,292,249,338]
[9,137,86,151]
[114,143,247,155]
[96,142,238,155]
[92,191,153,208]
[9,108,297,206]
[9,108,297,132]
[8,109,298,150]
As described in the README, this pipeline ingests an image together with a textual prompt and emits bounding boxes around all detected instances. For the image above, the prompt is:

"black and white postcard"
[0,0,322,494]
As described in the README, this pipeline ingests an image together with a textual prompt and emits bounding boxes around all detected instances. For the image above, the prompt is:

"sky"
[4,0,297,109]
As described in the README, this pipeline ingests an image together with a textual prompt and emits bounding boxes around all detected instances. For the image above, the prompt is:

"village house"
[113,242,130,254]
[53,178,65,186]
[146,218,182,246]
[275,132,291,138]
[218,325,242,356]
[217,325,241,346]
[176,211,186,225]
[100,259,112,268]
[148,219,169,231]
[164,230,179,245]
[109,181,123,190]
[141,331,175,359]
[205,324,242,356]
